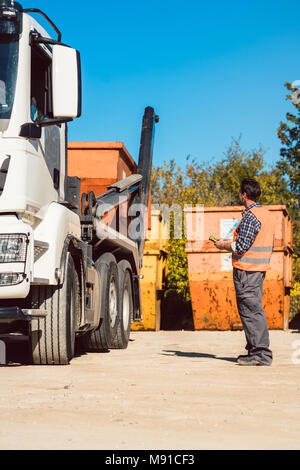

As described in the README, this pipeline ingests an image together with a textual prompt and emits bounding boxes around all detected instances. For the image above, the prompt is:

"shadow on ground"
[162,349,237,363]
[0,336,30,366]
[289,313,300,332]
[161,290,194,330]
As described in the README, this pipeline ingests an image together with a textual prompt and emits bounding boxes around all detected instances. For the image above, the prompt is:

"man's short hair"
[240,178,261,202]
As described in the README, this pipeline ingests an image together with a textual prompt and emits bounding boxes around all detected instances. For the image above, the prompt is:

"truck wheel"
[29,253,80,365]
[110,261,133,349]
[84,257,120,351]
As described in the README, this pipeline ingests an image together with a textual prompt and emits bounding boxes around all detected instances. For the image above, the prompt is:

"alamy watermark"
[291,340,300,365]
[95,200,205,246]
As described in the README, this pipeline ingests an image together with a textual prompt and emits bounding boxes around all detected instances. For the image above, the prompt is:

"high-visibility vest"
[232,206,275,271]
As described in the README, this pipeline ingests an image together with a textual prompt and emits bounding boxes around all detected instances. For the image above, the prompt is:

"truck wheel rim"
[109,279,118,328]
[123,287,130,329]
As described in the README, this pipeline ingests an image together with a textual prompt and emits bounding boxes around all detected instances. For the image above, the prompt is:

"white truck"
[0,0,158,364]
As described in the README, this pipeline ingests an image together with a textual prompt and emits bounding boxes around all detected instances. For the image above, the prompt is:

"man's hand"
[215,239,233,252]
[215,238,225,250]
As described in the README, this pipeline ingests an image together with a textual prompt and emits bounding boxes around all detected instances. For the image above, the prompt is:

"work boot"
[237,354,249,361]
[237,356,270,366]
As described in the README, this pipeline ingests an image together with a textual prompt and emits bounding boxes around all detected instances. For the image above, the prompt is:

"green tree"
[277,82,300,318]
[277,82,300,214]
[206,139,290,206]
[153,139,290,208]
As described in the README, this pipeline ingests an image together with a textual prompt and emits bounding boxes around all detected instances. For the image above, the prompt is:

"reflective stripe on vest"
[249,246,273,252]
[232,254,271,264]
[232,206,275,272]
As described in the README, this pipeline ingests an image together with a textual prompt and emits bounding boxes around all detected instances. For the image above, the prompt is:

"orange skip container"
[185,205,293,330]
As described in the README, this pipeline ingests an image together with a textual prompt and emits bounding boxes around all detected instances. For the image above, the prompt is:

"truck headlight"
[0,234,28,263]
[0,273,25,285]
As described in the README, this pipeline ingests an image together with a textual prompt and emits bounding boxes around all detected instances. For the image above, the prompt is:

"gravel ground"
[0,330,299,450]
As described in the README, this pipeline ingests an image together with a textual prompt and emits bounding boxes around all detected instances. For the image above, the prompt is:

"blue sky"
[23,0,300,168]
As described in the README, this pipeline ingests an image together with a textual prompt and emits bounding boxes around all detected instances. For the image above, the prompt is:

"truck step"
[23,309,47,318]
[32,278,49,285]
[0,307,47,324]
[34,241,49,262]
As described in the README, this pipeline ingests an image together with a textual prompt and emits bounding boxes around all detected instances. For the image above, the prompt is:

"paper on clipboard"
[220,219,240,271]
[220,219,240,239]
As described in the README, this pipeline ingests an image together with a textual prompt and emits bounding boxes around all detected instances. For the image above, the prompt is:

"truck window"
[0,38,19,131]
[31,45,52,122]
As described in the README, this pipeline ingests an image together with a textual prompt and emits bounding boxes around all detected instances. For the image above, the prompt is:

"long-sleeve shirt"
[231,202,261,255]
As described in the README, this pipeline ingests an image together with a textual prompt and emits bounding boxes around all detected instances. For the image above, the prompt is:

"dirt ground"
[0,330,300,450]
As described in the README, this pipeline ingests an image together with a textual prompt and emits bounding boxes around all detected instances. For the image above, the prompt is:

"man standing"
[215,178,275,366]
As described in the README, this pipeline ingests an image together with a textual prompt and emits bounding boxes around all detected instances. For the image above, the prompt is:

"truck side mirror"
[52,45,82,119]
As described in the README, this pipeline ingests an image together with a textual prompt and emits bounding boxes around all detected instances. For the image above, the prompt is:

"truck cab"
[0,1,81,298]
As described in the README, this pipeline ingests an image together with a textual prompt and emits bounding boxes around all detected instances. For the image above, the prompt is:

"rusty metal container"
[132,210,168,331]
[68,142,137,196]
[68,141,152,229]
[185,205,293,330]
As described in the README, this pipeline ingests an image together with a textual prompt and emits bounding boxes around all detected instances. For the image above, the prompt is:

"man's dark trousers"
[233,267,273,365]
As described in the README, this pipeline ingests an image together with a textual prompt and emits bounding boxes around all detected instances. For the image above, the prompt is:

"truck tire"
[84,257,120,351]
[29,253,80,365]
[110,261,133,349]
